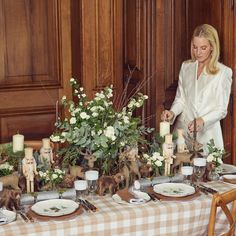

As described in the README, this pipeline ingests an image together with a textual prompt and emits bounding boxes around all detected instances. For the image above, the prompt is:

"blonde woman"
[161,24,232,152]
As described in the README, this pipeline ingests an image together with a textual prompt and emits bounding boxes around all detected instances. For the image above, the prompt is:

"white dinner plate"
[221,164,236,175]
[222,175,236,180]
[31,199,79,217]
[153,183,195,197]
[0,210,16,225]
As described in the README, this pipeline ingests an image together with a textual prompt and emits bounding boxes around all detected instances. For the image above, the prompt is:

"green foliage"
[0,143,24,170]
[50,78,153,173]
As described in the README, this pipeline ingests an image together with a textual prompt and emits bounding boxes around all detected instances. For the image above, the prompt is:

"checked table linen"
[0,181,234,236]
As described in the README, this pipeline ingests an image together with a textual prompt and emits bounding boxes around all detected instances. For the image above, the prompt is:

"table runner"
[0,181,235,236]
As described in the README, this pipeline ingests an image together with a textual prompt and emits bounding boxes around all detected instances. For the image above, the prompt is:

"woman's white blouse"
[170,60,232,151]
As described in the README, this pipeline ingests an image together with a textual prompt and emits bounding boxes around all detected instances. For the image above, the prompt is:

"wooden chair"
[208,188,236,236]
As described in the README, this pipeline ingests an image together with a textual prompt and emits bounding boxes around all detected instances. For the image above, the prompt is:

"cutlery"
[84,200,98,212]
[78,199,90,212]
[150,193,161,201]
[197,186,208,195]
[25,211,34,223]
[199,184,218,194]
[17,210,29,222]
[147,193,156,201]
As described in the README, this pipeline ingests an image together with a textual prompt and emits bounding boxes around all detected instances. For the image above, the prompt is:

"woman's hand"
[161,110,175,122]
[188,117,204,132]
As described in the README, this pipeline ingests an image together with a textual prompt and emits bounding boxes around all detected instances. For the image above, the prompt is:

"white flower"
[81,94,86,98]
[123,116,129,124]
[80,112,89,119]
[70,117,76,124]
[207,154,214,162]
[144,95,148,99]
[155,160,162,167]
[104,126,116,140]
[50,135,60,142]
[74,89,78,94]
[92,112,98,117]
[97,130,102,135]
[70,78,75,83]
[52,174,58,180]
[80,87,84,91]
[61,95,66,101]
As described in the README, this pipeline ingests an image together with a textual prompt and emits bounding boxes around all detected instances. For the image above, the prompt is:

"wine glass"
[85,170,99,199]
[193,158,206,185]
[74,180,88,201]
[181,166,193,185]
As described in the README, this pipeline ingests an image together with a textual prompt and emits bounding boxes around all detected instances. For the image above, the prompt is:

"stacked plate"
[153,183,196,198]
[31,199,79,217]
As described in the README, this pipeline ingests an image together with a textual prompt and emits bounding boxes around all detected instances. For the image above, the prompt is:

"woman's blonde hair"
[191,24,220,74]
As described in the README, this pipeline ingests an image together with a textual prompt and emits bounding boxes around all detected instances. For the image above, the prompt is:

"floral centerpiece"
[0,162,14,177]
[206,139,225,168]
[38,168,65,190]
[50,78,153,174]
[206,139,225,180]
[142,152,164,176]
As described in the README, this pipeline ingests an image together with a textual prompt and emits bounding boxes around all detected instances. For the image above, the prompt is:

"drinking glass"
[74,180,88,201]
[181,166,193,185]
[85,170,99,199]
[193,158,206,184]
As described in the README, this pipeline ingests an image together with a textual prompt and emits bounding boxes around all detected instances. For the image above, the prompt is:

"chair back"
[208,188,236,236]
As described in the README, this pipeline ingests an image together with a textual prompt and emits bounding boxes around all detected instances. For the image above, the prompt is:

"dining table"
[0,180,235,236]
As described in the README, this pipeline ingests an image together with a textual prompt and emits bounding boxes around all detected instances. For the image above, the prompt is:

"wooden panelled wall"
[0,0,72,142]
[0,0,235,164]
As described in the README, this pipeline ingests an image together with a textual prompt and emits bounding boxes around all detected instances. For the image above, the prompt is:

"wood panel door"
[0,0,72,142]
[71,0,124,100]
[124,0,165,130]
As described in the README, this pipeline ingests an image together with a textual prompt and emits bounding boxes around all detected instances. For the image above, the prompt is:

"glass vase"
[207,169,220,181]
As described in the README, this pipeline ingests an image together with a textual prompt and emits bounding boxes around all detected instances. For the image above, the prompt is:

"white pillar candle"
[42,138,51,149]
[160,121,170,137]
[85,170,99,180]
[74,180,87,190]
[193,158,206,167]
[0,181,3,191]
[181,166,193,176]
[13,133,24,152]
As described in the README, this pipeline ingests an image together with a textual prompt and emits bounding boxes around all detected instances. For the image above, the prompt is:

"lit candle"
[85,170,99,180]
[74,180,87,190]
[13,133,24,153]
[181,166,193,176]
[160,121,170,137]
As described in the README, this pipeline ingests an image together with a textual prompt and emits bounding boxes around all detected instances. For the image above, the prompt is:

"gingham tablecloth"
[0,181,235,236]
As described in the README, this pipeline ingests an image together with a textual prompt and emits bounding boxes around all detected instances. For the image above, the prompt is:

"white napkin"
[0,211,8,225]
[128,189,150,204]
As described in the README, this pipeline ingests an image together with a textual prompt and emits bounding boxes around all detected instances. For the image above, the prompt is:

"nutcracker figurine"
[163,134,175,176]
[39,138,54,169]
[22,147,38,193]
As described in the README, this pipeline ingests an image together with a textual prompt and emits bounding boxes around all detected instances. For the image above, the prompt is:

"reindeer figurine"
[118,147,141,188]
